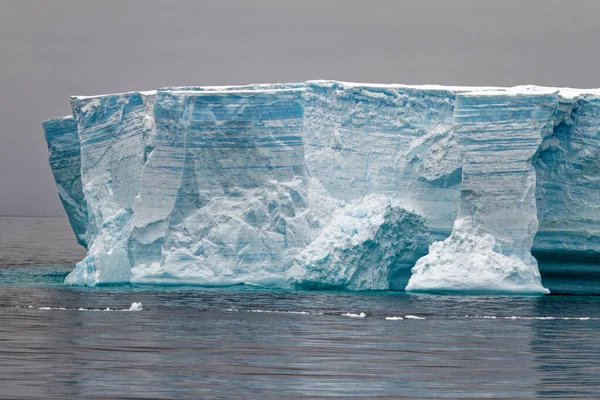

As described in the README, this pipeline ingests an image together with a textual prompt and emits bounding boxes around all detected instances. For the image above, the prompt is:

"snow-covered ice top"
[42,81,600,294]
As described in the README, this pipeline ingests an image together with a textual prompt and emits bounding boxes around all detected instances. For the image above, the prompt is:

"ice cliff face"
[42,81,600,294]
[43,116,88,247]
[129,88,316,286]
[407,89,557,294]
[303,81,464,235]
[65,92,153,285]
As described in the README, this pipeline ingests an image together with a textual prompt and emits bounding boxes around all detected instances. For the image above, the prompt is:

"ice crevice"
[42,82,600,294]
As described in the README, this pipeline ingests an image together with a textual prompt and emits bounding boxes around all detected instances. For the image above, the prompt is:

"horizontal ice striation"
[42,116,88,247]
[407,89,557,294]
[535,93,600,255]
[42,81,600,293]
[65,91,155,285]
[303,81,470,236]
[130,88,322,285]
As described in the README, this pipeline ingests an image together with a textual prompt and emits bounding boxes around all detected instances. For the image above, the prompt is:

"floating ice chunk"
[468,315,598,321]
[127,302,143,311]
[247,309,312,315]
[341,312,366,318]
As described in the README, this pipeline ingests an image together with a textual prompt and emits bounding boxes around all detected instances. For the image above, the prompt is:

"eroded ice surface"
[407,88,556,294]
[42,81,600,293]
[42,116,88,247]
[288,195,429,290]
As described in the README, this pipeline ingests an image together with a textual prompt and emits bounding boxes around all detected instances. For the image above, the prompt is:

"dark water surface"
[1,217,600,399]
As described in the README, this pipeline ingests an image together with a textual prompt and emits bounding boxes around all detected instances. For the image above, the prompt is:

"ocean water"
[1,217,600,399]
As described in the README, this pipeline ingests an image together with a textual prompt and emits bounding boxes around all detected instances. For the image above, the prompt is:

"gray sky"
[1,0,600,216]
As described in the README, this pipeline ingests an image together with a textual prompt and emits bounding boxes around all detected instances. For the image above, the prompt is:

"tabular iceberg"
[43,81,600,294]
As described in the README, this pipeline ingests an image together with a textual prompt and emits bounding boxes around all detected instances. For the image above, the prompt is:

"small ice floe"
[341,312,366,318]
[385,316,404,321]
[225,308,320,315]
[24,304,143,312]
[247,309,313,315]
[127,302,143,311]
[404,315,426,320]
[274,310,310,315]
[471,315,596,320]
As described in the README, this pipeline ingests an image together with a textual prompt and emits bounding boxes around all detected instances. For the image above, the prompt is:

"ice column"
[406,89,557,294]
[65,92,153,285]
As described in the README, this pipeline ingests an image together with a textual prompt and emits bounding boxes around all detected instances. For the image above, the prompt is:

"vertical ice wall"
[65,92,155,285]
[303,81,478,237]
[130,85,306,232]
[535,93,600,255]
[407,88,557,294]
[130,88,322,285]
[42,116,88,247]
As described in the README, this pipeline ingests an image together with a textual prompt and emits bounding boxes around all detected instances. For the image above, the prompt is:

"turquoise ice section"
[42,116,88,247]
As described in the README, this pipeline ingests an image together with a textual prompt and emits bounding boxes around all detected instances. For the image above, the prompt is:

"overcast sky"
[1,0,600,216]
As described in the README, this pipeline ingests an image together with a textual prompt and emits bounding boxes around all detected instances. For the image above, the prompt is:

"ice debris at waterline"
[13,303,143,312]
[42,81,600,294]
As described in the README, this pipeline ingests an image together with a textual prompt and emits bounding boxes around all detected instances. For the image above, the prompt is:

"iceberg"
[42,81,600,294]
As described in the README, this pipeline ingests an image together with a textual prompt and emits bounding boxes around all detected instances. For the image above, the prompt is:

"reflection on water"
[532,297,600,398]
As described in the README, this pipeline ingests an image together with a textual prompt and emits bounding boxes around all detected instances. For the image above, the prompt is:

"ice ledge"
[68,82,600,101]
[72,90,157,100]
[308,80,600,98]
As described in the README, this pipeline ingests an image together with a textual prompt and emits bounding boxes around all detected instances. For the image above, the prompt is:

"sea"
[1,216,599,399]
